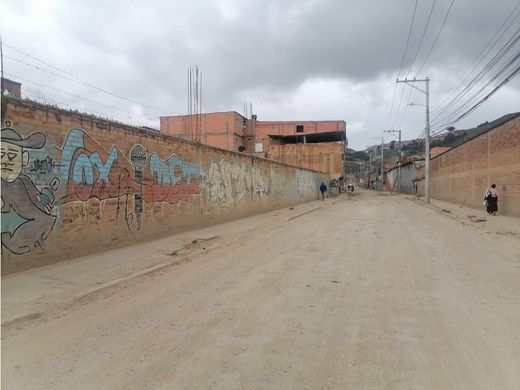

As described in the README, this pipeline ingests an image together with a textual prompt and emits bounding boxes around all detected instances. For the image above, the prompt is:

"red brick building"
[1,78,22,98]
[160,112,347,178]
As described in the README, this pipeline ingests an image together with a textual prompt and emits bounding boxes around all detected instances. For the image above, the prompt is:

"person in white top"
[483,184,498,215]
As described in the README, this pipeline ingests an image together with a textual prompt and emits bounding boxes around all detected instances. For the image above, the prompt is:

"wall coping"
[2,96,326,175]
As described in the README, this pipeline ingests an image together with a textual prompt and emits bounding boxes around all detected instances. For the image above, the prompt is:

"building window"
[296,125,304,133]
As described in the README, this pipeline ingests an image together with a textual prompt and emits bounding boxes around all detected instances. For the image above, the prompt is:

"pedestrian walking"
[483,184,498,215]
[320,182,327,201]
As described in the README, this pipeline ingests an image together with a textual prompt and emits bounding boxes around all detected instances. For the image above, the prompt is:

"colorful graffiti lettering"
[2,123,204,254]
[58,129,134,202]
[149,152,200,204]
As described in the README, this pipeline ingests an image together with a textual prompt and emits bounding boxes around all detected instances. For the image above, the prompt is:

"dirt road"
[2,191,520,389]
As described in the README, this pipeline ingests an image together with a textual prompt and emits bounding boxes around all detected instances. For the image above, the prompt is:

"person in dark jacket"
[320,182,327,201]
[483,184,498,215]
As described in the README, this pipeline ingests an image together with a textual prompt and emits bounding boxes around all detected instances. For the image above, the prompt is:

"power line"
[3,42,86,83]
[23,90,160,129]
[394,0,438,131]
[430,26,520,129]
[396,87,413,130]
[4,72,152,120]
[431,0,520,114]
[432,57,520,131]
[431,26,520,126]
[398,0,419,79]
[386,0,418,129]
[392,0,437,131]
[3,44,182,115]
[416,0,455,75]
[391,83,407,130]
[406,0,437,78]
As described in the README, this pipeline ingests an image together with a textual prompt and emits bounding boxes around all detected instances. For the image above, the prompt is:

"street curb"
[1,311,43,329]
[70,242,221,304]
[287,206,323,221]
[1,242,221,330]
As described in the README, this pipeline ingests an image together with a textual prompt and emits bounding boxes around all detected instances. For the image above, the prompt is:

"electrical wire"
[431,0,520,114]
[385,0,418,130]
[406,1,520,144]
[431,27,520,126]
[391,0,437,131]
[3,43,86,84]
[433,60,520,131]
[393,0,438,131]
[406,0,437,78]
[23,90,161,129]
[4,72,150,119]
[396,87,414,129]
[398,0,419,79]
[3,44,182,115]
[416,0,455,75]
[431,27,520,128]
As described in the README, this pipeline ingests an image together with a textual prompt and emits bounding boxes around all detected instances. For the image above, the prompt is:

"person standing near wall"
[483,184,498,215]
[320,182,327,201]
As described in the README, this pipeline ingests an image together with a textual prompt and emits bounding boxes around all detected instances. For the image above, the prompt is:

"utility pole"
[369,136,384,190]
[380,136,384,191]
[0,34,4,82]
[384,129,402,193]
[396,77,430,203]
[367,148,373,189]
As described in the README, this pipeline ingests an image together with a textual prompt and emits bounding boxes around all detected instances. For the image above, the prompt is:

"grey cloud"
[3,0,520,149]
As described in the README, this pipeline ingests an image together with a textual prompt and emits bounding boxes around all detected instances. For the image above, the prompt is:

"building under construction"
[160,112,347,178]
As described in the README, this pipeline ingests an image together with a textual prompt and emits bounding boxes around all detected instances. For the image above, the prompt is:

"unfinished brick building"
[160,112,347,178]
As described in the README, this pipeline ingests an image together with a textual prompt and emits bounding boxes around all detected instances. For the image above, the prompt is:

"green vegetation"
[346,148,370,162]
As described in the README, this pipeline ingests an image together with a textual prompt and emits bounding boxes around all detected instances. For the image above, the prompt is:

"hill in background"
[348,112,520,160]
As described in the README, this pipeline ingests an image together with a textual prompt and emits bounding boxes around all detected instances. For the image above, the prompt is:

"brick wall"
[1,78,22,98]
[160,112,244,151]
[1,98,328,273]
[267,143,345,178]
[418,115,520,217]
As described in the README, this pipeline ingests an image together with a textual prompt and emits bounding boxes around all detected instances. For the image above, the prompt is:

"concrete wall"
[385,163,415,194]
[418,115,520,217]
[1,98,328,273]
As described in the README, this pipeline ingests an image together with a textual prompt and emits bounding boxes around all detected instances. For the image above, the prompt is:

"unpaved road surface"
[2,191,520,389]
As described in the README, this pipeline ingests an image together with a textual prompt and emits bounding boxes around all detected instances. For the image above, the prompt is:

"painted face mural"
[1,141,26,183]
[1,122,58,255]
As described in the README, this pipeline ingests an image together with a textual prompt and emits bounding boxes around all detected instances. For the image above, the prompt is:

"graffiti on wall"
[2,119,323,258]
[149,152,199,203]
[1,123,201,255]
[271,169,295,197]
[296,169,320,199]
[203,160,270,208]
[58,128,134,202]
[1,122,57,254]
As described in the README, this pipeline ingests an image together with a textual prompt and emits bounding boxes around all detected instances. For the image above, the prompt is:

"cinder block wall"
[419,115,520,217]
[1,98,328,273]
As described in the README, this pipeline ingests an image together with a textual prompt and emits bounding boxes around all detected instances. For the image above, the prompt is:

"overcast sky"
[2,0,519,150]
